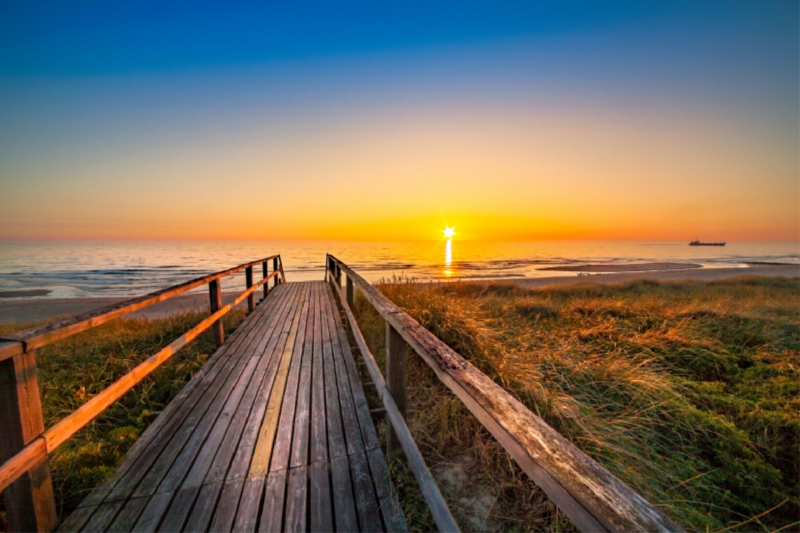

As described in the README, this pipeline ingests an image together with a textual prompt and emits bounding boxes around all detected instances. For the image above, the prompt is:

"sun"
[443,226,456,239]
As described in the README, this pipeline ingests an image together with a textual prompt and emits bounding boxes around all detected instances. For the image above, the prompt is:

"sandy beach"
[0,263,796,325]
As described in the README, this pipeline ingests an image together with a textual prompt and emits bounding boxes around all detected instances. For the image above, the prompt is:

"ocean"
[0,240,797,299]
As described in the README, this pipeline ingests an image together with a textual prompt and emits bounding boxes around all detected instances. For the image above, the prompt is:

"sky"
[0,1,797,242]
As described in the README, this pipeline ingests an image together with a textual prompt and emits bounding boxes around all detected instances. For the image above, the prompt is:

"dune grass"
[351,276,799,532]
[0,308,246,527]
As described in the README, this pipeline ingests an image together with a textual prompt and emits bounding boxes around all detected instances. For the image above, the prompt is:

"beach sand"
[0,264,796,324]
[539,262,702,272]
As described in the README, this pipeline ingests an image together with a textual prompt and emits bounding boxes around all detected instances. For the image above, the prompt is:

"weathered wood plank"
[322,286,365,457]
[249,284,308,475]
[209,478,245,532]
[290,283,317,468]
[259,470,287,533]
[284,466,308,533]
[157,486,199,533]
[270,283,312,472]
[349,449,382,533]
[367,448,408,533]
[321,295,347,460]
[233,476,265,533]
[308,460,332,533]
[309,284,327,465]
[182,481,222,533]
[132,491,172,532]
[330,456,359,533]
[56,504,97,533]
[84,500,125,533]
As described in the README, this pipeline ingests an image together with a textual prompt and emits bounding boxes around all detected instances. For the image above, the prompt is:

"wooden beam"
[263,261,269,300]
[246,266,255,313]
[273,257,279,288]
[0,255,280,362]
[209,279,224,347]
[385,321,407,461]
[346,276,354,308]
[0,351,57,533]
[327,255,684,533]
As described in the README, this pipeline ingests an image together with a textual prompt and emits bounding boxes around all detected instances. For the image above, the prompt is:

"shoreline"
[0,264,797,324]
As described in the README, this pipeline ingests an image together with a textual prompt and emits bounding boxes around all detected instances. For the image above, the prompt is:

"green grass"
[0,308,245,526]
[351,276,800,532]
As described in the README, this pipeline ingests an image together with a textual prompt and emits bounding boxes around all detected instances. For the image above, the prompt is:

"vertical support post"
[273,257,279,288]
[385,321,407,461]
[336,264,342,287]
[245,266,254,313]
[346,275,354,308]
[209,279,224,347]
[0,350,58,533]
[268,261,269,300]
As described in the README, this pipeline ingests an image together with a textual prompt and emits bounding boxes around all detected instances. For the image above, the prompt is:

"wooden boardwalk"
[57,281,406,533]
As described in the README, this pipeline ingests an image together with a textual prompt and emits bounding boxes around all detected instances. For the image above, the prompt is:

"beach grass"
[0,308,246,527]
[351,276,800,532]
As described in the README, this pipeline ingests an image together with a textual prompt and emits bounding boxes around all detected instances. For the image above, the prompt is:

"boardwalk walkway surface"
[57,281,407,533]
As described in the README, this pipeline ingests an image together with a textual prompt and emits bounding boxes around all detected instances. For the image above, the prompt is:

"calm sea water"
[0,240,797,299]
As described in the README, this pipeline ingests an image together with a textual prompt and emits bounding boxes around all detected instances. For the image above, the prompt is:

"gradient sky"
[1,1,797,241]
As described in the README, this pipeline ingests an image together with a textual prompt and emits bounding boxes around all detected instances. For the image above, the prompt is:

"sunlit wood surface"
[57,281,406,533]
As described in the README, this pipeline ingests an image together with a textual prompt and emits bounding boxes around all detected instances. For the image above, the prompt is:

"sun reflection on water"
[444,237,453,277]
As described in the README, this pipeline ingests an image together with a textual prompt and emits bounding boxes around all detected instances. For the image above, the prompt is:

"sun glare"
[443,226,456,239]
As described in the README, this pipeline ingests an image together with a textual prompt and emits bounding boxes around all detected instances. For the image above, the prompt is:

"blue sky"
[0,1,797,241]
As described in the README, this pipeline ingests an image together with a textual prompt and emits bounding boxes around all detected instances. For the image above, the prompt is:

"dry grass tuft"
[351,276,799,532]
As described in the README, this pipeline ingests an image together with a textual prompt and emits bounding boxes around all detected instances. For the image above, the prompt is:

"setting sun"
[443,227,456,239]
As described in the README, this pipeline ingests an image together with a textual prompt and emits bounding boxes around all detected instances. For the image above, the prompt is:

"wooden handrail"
[0,255,282,362]
[326,255,684,533]
[0,256,285,505]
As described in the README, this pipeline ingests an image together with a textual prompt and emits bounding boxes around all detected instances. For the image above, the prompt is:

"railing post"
[346,275,354,308]
[268,261,269,300]
[209,280,224,347]
[385,321,407,461]
[273,257,279,288]
[0,349,58,533]
[245,266,254,313]
[336,264,342,287]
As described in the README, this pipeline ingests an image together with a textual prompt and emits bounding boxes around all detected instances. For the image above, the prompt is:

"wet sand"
[0,264,797,324]
[540,262,702,272]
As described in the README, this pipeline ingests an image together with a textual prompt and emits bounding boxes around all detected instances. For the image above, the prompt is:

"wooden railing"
[325,255,684,533]
[0,255,285,532]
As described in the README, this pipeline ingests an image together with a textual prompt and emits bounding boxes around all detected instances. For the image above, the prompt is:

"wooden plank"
[308,460,332,533]
[202,286,306,528]
[330,456,358,533]
[249,285,308,476]
[331,256,683,533]
[270,284,312,472]
[330,273,459,533]
[367,448,408,533]
[233,476,265,533]
[322,286,365,456]
[182,481,222,533]
[209,479,245,532]
[284,466,308,533]
[131,491,173,532]
[309,284,327,465]
[0,350,58,532]
[259,470,287,533]
[83,500,125,533]
[56,504,97,533]
[203,285,302,486]
[321,296,347,460]
[157,486,199,533]
[332,297,380,452]
[349,449,382,533]
[290,283,317,468]
[0,255,280,359]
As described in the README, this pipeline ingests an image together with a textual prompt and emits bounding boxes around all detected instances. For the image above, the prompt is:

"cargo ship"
[689,240,725,246]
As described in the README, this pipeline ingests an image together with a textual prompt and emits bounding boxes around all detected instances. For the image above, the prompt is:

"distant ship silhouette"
[689,240,725,246]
